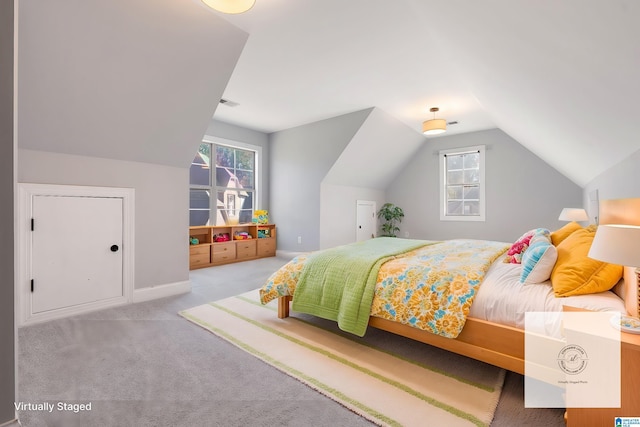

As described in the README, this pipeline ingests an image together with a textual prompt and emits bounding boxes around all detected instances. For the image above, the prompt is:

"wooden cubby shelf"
[189,224,276,269]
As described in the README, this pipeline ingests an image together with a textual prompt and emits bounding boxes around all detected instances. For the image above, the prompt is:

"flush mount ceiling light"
[201,0,255,14]
[422,107,447,136]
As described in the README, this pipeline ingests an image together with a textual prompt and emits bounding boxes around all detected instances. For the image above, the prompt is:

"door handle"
[110,245,119,252]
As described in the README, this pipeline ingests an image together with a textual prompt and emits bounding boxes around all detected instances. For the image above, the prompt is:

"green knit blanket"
[291,237,434,336]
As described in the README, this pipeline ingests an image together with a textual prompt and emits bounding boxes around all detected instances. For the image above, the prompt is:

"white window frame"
[190,136,262,226]
[439,145,486,222]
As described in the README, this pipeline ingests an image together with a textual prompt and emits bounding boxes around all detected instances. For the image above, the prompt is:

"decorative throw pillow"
[520,234,558,284]
[504,228,551,264]
[550,225,623,296]
[550,221,582,246]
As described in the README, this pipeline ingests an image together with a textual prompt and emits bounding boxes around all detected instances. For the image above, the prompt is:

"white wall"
[19,149,188,290]
[323,108,425,189]
[271,107,433,251]
[387,128,584,243]
[319,184,385,249]
[584,147,640,204]
[270,109,372,251]
[316,108,424,248]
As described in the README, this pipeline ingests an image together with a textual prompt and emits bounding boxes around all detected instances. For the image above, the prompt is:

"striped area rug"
[180,290,505,427]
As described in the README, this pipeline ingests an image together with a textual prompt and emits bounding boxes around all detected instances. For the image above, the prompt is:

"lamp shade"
[422,119,447,135]
[201,0,255,14]
[558,208,588,222]
[588,224,640,267]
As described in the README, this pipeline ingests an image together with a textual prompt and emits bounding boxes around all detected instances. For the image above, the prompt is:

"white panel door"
[356,200,376,241]
[31,196,124,314]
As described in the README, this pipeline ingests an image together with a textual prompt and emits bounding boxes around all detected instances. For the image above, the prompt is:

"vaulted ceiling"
[18,0,248,168]
[211,0,640,187]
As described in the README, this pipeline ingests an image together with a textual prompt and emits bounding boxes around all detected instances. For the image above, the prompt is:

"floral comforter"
[260,239,510,338]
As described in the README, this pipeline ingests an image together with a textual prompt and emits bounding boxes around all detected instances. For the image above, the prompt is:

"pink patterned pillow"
[504,228,550,264]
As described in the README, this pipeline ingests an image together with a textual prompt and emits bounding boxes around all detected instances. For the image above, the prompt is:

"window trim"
[439,145,486,222]
[189,136,262,226]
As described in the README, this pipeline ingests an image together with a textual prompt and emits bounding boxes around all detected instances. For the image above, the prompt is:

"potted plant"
[377,203,405,237]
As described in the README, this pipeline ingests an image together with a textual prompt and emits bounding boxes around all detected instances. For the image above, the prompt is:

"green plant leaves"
[377,203,404,237]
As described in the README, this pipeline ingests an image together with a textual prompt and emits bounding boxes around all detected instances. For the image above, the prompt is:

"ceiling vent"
[219,98,240,107]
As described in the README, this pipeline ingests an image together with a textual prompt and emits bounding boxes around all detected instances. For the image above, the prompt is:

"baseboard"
[276,250,304,260]
[18,281,192,326]
[21,296,128,327]
[0,416,21,427]
[132,281,191,303]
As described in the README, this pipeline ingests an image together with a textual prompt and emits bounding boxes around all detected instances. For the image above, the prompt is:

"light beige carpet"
[180,290,505,427]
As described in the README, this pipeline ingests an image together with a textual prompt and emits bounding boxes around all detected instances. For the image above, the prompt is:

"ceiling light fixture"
[422,107,447,136]
[201,0,255,14]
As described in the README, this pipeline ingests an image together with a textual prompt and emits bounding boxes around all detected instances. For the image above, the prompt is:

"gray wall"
[386,128,583,243]
[16,2,249,292]
[16,121,273,291]
[323,108,425,189]
[0,0,15,422]
[19,150,188,290]
[270,109,372,251]
[270,116,584,250]
[17,0,248,169]
[584,147,640,203]
[319,184,385,249]
[205,119,270,212]
[319,108,425,249]
[16,121,271,292]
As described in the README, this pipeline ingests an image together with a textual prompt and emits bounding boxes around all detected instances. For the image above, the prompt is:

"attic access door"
[31,195,123,314]
[18,184,134,325]
[356,200,376,241]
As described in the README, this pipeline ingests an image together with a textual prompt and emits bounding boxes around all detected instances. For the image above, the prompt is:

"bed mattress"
[469,254,626,328]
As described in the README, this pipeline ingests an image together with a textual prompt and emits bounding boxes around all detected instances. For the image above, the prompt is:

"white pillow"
[520,237,558,284]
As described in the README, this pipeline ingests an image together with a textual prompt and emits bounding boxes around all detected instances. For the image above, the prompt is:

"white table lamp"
[588,224,640,268]
[558,208,589,222]
[588,224,640,318]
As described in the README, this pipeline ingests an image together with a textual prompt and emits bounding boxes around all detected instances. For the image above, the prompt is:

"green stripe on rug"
[236,294,498,393]
[180,290,505,427]
[179,310,398,426]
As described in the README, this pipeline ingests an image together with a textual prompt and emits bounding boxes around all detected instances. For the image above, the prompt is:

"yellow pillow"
[550,221,582,246]
[550,225,623,297]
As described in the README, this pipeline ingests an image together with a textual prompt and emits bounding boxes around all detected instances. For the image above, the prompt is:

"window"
[189,140,258,226]
[439,145,485,221]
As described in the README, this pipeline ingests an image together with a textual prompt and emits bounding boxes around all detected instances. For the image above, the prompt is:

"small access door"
[31,195,124,314]
[356,200,377,242]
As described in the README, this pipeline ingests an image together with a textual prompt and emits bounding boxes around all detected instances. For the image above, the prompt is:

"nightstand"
[564,311,640,426]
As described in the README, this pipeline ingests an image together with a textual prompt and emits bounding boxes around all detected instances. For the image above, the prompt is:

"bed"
[260,198,640,375]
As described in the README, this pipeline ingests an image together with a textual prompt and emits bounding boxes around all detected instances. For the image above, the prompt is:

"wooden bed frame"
[277,198,640,375]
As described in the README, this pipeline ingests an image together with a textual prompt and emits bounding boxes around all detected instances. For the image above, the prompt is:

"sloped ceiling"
[323,108,425,190]
[211,0,640,187]
[17,0,248,167]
